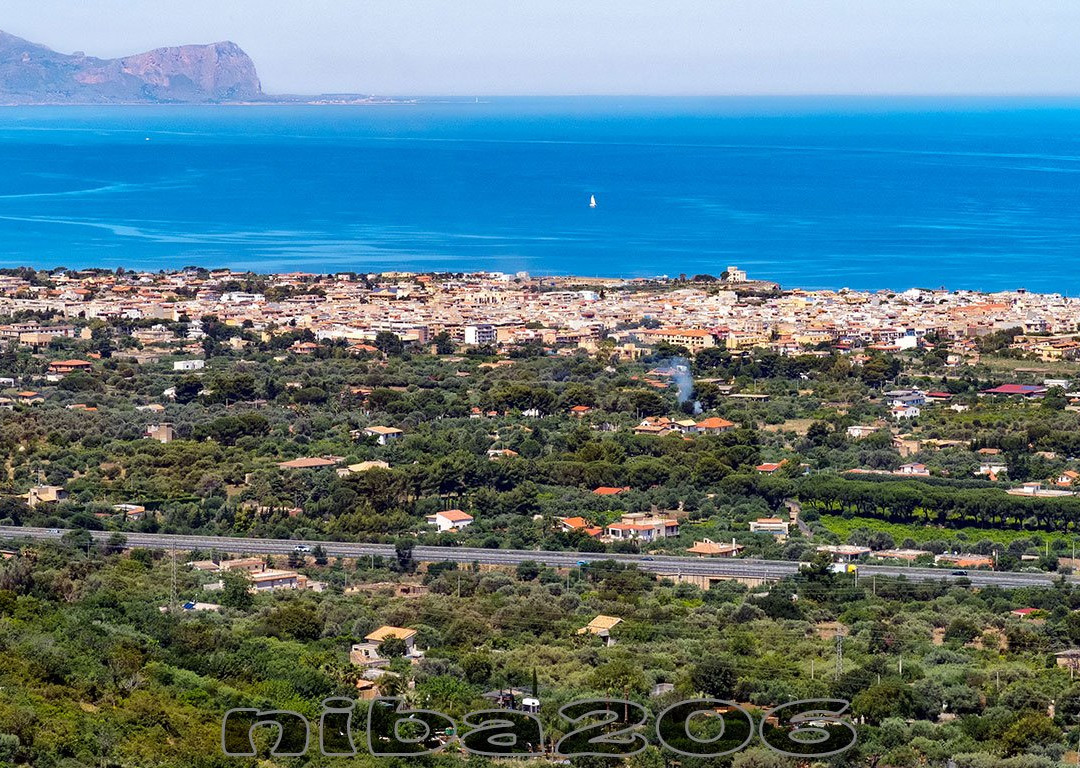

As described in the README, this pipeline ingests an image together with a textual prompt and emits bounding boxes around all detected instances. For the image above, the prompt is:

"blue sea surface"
[1,97,1079,292]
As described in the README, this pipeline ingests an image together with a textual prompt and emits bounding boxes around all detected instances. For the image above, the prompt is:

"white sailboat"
[589,194,597,208]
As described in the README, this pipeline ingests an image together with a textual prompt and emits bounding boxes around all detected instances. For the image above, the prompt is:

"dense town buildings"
[1,267,1078,359]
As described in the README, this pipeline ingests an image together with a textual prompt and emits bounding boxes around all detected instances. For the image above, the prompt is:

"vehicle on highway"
[294,544,312,553]
[950,570,968,576]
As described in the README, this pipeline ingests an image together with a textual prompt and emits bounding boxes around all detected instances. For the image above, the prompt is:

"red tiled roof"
[438,509,473,522]
[278,457,336,469]
[593,486,630,496]
[696,417,735,429]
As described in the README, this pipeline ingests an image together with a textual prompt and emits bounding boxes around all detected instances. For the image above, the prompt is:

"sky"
[4,0,1080,96]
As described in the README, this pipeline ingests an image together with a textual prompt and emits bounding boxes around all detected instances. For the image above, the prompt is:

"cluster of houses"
[23,484,150,521]
[848,382,1064,427]
[632,416,736,437]
[9,270,1080,395]
[559,511,679,542]
[815,544,1001,570]
[190,556,319,592]
[554,510,795,553]
[345,612,634,708]
[347,625,425,701]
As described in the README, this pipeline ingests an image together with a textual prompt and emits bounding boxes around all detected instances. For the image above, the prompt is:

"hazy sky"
[4,0,1080,96]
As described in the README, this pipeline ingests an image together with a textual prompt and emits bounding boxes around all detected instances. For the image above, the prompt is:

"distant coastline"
[0,97,412,107]
[0,29,401,106]
[0,264,1051,298]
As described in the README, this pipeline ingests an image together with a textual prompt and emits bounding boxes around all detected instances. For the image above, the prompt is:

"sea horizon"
[2,96,1079,293]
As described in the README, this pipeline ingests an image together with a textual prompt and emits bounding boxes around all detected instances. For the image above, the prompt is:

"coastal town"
[5,264,1080,767]
[0,265,1078,361]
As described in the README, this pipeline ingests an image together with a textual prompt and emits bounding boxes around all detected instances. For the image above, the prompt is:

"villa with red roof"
[48,359,92,375]
[604,512,679,542]
[426,509,474,532]
[695,417,735,434]
[755,461,786,474]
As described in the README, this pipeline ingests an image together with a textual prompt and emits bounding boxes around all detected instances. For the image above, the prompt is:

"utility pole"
[835,631,844,680]
[170,549,177,611]
[1074,714,1080,761]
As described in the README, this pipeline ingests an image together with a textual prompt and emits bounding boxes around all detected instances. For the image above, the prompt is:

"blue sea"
[1,97,1080,292]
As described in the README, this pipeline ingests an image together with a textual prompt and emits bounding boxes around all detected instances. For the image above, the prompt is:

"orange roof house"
[695,417,736,433]
[425,509,474,531]
[755,461,786,474]
[935,553,994,569]
[593,486,630,496]
[1057,470,1080,487]
[576,615,623,645]
[559,516,589,529]
[558,517,604,537]
[48,359,92,374]
[687,539,745,557]
[278,457,338,470]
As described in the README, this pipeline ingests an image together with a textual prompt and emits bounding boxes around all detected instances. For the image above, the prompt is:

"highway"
[0,525,1068,589]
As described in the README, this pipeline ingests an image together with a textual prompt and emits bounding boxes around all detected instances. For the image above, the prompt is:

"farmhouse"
[426,509,474,532]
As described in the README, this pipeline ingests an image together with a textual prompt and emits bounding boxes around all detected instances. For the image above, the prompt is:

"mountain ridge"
[0,30,264,104]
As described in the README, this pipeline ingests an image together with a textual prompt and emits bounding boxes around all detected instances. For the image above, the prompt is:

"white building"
[221,292,265,303]
[363,426,404,445]
[891,405,920,420]
[464,324,497,346]
[173,359,205,372]
[846,425,880,439]
[350,626,423,668]
[897,463,930,476]
[724,266,747,283]
[426,509,474,532]
[749,517,790,536]
[604,513,679,542]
